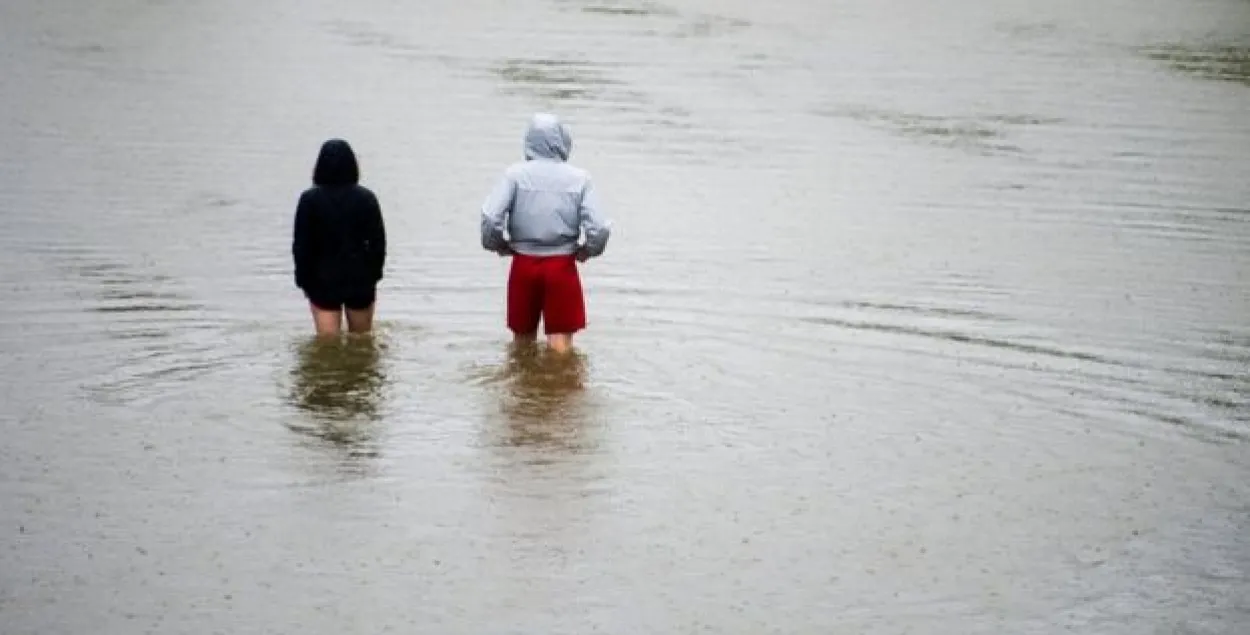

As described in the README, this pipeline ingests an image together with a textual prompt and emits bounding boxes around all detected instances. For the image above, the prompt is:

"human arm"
[480,171,516,255]
[292,193,315,289]
[367,193,387,281]
[575,176,611,261]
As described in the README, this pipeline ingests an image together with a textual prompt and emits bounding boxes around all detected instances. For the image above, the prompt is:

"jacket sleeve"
[577,176,611,258]
[480,171,515,253]
[292,193,315,289]
[368,193,387,281]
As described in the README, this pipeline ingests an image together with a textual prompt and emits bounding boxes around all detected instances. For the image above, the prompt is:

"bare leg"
[514,331,538,345]
[345,303,376,334]
[546,333,573,354]
[310,304,343,337]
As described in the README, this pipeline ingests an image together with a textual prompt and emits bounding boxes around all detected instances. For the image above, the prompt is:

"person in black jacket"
[293,139,387,336]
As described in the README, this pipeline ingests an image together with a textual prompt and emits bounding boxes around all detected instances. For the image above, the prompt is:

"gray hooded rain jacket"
[480,113,612,259]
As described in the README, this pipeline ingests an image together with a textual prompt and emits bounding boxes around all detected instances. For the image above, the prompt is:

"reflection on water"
[1143,42,1250,86]
[481,343,596,459]
[494,57,625,103]
[286,335,388,448]
[817,105,1060,155]
[580,4,672,17]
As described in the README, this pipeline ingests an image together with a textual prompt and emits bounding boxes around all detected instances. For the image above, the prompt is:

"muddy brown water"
[1,0,1248,633]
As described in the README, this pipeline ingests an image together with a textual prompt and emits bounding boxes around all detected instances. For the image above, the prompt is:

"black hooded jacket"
[292,139,387,296]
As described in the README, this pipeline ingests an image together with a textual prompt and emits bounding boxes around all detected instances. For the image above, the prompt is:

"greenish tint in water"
[816,106,1060,155]
[494,57,624,103]
[288,335,389,429]
[487,343,596,453]
[1143,43,1250,86]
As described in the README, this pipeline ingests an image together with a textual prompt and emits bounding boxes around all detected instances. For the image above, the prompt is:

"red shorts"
[507,253,586,335]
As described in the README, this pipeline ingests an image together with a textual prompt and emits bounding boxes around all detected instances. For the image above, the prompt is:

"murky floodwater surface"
[1,0,1248,633]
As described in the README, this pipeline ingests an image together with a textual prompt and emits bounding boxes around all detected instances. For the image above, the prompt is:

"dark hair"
[312,138,360,187]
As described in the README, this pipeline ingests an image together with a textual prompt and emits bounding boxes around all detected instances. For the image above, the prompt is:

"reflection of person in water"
[289,336,387,438]
[493,342,592,451]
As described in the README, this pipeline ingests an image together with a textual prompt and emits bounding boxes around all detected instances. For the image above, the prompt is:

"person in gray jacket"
[481,113,612,353]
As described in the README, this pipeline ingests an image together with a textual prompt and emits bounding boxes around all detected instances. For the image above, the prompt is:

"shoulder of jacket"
[565,164,592,185]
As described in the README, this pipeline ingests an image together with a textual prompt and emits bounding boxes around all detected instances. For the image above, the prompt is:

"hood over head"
[313,138,360,186]
[523,113,572,161]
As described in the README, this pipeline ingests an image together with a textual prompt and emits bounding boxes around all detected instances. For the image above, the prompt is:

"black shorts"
[305,287,376,311]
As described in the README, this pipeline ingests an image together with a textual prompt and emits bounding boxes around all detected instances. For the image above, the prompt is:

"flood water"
[2,0,1248,632]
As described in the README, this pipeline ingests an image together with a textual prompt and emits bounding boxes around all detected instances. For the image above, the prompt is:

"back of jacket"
[481,114,611,258]
[292,184,387,294]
